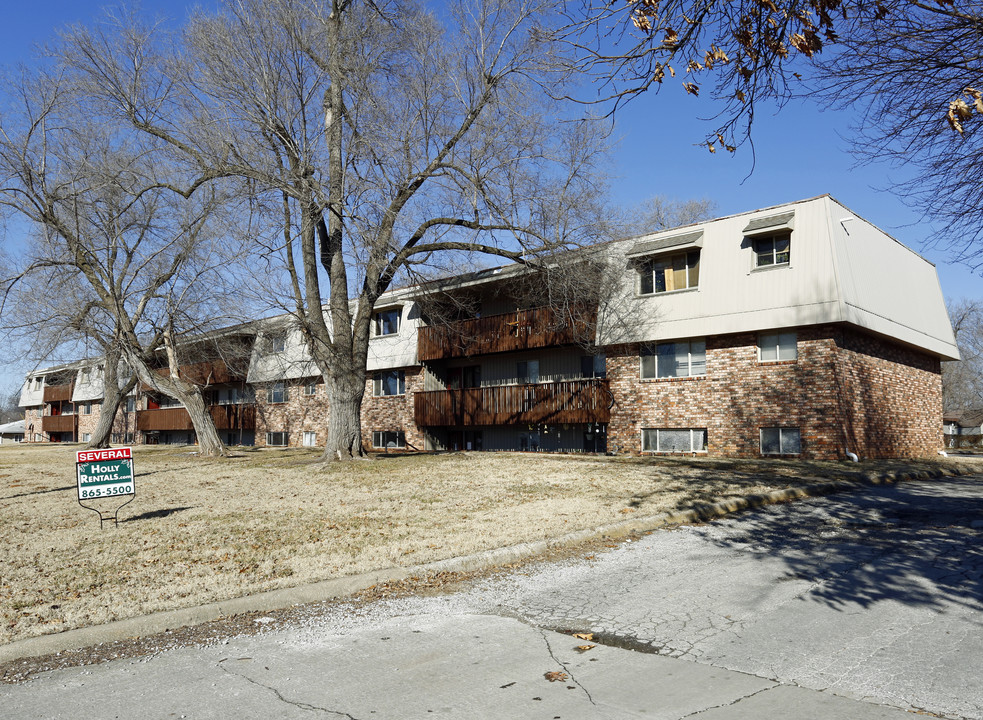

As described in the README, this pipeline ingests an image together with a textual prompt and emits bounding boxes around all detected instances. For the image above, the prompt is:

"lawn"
[0,444,965,644]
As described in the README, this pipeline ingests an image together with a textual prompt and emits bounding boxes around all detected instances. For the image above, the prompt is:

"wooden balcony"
[137,404,257,432]
[42,414,77,433]
[148,359,245,387]
[417,306,595,361]
[414,379,611,427]
[43,383,74,403]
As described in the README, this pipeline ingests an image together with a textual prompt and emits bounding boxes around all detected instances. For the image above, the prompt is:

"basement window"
[266,431,288,447]
[760,427,801,455]
[642,428,707,453]
[373,430,405,449]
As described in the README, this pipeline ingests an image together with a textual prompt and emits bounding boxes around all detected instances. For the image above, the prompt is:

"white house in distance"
[20,195,960,459]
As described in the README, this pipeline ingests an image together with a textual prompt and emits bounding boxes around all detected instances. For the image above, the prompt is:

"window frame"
[373,370,406,396]
[581,354,607,379]
[640,339,707,380]
[372,430,406,449]
[267,382,288,404]
[638,249,701,295]
[302,431,317,447]
[641,428,708,453]
[752,231,791,268]
[758,331,798,362]
[304,382,317,397]
[268,332,287,353]
[266,431,288,447]
[372,308,401,337]
[760,427,802,455]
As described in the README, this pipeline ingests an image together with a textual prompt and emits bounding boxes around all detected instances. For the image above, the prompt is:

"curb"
[0,465,964,665]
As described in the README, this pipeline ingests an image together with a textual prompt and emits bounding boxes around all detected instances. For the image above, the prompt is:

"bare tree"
[59,0,612,460]
[563,2,983,261]
[0,66,238,455]
[943,298,983,413]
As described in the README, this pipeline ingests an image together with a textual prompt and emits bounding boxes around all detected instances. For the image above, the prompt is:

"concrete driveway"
[3,475,981,719]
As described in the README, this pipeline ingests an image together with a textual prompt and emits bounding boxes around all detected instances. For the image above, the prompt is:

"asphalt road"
[3,475,982,719]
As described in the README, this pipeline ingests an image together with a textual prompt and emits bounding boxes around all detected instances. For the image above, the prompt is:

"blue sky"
[0,2,979,391]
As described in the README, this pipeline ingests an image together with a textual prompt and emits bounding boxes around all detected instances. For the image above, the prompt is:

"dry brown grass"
[0,443,959,644]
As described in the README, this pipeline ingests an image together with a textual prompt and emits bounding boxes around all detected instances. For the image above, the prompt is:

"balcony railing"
[137,404,257,432]
[43,383,74,403]
[42,414,77,434]
[414,379,611,427]
[417,306,595,362]
[147,359,245,388]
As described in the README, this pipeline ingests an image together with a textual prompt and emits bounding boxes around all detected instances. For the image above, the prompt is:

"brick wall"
[361,367,425,452]
[254,379,330,447]
[606,325,942,460]
[23,407,44,442]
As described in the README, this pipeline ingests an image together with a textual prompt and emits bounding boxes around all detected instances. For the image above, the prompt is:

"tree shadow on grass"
[1,484,75,501]
[699,477,983,614]
[124,506,195,522]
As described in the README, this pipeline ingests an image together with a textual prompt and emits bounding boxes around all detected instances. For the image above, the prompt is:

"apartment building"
[20,196,959,459]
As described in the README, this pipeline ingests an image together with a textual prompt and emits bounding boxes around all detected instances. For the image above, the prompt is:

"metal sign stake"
[76,447,136,529]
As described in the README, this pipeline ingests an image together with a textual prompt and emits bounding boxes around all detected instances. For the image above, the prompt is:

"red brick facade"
[254,379,330,447]
[360,366,425,452]
[605,324,941,460]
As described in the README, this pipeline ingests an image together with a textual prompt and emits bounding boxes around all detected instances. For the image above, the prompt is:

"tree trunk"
[85,349,137,449]
[183,391,226,457]
[321,369,366,461]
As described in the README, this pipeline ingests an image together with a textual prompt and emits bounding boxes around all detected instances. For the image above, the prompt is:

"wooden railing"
[137,404,257,432]
[150,359,245,386]
[414,379,611,427]
[41,414,76,434]
[417,306,595,361]
[43,383,74,403]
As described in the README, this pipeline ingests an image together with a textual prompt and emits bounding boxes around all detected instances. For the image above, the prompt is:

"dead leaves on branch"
[948,88,983,134]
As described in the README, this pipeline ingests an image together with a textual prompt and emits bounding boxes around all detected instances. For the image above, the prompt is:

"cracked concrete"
[2,476,981,718]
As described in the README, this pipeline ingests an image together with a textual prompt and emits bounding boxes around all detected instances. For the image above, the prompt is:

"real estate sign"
[76,447,135,500]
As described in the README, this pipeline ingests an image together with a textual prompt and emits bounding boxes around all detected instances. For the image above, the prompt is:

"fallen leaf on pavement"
[575,644,595,652]
[544,671,568,682]
[572,633,594,641]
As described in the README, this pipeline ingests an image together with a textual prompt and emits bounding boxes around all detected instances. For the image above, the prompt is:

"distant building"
[20,196,959,459]
[0,420,25,444]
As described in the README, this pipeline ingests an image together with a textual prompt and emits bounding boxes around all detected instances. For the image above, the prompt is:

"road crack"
[217,658,360,718]
[678,683,778,718]
[537,628,597,707]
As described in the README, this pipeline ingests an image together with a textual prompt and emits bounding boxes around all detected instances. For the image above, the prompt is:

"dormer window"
[373,308,401,337]
[744,211,793,269]
[753,232,791,268]
[268,332,286,353]
[639,250,701,295]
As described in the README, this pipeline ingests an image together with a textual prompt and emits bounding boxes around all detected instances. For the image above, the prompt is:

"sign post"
[76,447,136,528]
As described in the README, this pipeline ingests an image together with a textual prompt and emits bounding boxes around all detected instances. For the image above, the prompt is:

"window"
[753,232,791,267]
[266,431,288,446]
[33,377,42,391]
[63,403,75,415]
[125,397,136,413]
[581,354,607,379]
[302,431,317,447]
[758,332,797,362]
[373,371,406,396]
[639,250,700,294]
[81,433,91,443]
[516,360,539,384]
[760,427,801,455]
[304,382,317,397]
[372,308,401,337]
[267,382,287,404]
[642,428,708,453]
[217,386,255,405]
[268,333,286,353]
[83,402,92,415]
[641,340,706,379]
[373,430,405,449]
